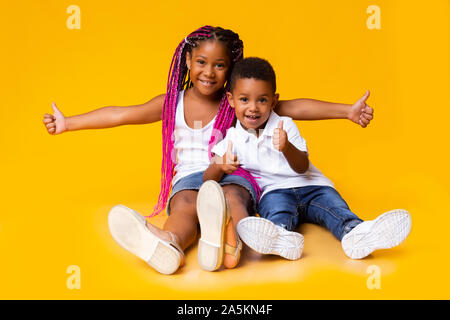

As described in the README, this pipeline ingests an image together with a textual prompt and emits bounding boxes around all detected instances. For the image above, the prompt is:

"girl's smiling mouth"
[199,79,217,87]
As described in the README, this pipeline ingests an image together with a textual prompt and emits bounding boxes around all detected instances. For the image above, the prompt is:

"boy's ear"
[272,93,280,109]
[226,92,235,108]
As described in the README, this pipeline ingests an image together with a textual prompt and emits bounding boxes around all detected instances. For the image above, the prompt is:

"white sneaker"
[237,216,304,260]
[341,209,411,259]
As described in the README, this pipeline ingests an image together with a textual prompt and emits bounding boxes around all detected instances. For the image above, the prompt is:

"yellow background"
[1,0,449,299]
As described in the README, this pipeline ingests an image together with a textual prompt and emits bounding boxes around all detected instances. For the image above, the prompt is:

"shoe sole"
[341,209,412,259]
[237,217,304,260]
[108,204,181,275]
[196,180,227,271]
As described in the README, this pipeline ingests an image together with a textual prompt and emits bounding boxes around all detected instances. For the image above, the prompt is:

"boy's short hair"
[230,57,276,93]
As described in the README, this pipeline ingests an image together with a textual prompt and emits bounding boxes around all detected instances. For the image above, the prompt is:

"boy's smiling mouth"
[244,114,262,125]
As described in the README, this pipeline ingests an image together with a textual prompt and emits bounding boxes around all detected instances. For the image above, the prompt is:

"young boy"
[203,57,411,260]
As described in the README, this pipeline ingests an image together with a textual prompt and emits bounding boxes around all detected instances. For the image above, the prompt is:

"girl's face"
[186,40,230,97]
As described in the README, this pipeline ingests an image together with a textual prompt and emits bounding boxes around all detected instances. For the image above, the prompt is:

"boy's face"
[227,78,279,132]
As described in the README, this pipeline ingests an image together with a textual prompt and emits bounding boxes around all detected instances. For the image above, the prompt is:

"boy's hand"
[348,90,374,128]
[218,141,240,174]
[43,102,67,135]
[273,120,288,152]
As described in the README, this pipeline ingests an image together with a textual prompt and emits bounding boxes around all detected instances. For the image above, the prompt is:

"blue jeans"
[257,186,363,241]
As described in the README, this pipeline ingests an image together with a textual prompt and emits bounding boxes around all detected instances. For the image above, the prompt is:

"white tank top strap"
[175,90,186,129]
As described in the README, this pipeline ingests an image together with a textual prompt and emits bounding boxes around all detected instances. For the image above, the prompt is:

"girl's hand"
[348,90,374,128]
[273,120,288,152]
[219,141,240,174]
[43,102,67,135]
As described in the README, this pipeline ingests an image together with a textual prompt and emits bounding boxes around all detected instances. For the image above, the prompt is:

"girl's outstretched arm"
[274,91,374,128]
[43,94,165,135]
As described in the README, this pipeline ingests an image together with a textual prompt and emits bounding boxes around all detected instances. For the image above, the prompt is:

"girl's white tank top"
[172,91,216,185]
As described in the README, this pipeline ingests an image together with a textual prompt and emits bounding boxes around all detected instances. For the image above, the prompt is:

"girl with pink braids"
[43,26,373,275]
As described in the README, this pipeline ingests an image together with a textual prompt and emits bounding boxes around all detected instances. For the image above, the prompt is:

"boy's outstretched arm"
[43,94,165,135]
[274,91,373,128]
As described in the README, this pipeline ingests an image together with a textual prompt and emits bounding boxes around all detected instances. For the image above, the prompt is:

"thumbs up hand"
[43,102,67,135]
[218,141,240,174]
[273,120,288,152]
[348,90,374,128]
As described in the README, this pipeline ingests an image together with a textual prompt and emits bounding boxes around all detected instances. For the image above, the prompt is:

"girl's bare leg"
[164,190,199,250]
[144,186,251,269]
[221,185,252,269]
[146,190,199,251]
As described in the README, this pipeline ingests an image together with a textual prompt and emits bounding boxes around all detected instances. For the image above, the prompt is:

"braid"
[149,26,261,217]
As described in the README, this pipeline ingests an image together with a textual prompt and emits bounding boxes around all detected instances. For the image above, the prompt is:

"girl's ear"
[186,51,191,70]
[226,92,235,108]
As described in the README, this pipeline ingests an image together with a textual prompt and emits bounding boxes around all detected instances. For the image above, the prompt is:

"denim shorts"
[166,171,258,215]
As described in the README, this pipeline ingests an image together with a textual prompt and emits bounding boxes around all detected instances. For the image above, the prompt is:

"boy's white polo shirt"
[212,111,334,199]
